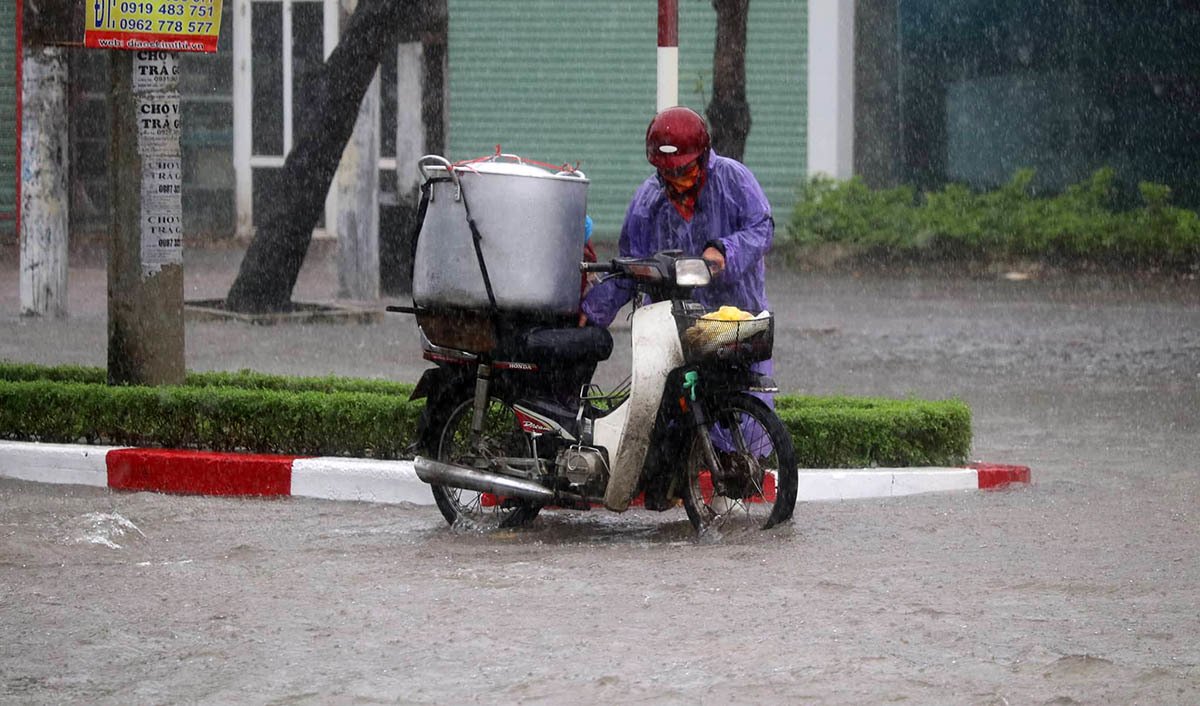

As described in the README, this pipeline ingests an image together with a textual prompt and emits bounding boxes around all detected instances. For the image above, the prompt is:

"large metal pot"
[412,154,590,316]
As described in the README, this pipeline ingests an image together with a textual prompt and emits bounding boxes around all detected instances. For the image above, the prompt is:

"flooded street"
[2,255,1199,703]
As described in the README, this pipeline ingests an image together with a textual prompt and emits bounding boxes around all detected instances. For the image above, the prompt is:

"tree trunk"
[706,0,751,161]
[224,0,408,313]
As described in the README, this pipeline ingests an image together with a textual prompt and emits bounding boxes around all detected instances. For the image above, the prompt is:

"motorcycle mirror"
[675,258,712,287]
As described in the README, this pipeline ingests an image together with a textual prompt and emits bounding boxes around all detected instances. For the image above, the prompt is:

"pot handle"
[556,168,588,180]
[417,155,456,183]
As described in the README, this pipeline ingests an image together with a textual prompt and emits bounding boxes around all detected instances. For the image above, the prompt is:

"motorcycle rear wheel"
[682,393,798,532]
[423,395,542,529]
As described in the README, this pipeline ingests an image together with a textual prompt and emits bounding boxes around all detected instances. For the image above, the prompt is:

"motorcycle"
[403,250,799,533]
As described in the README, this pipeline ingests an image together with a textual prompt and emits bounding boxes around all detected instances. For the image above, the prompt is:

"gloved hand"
[702,245,726,277]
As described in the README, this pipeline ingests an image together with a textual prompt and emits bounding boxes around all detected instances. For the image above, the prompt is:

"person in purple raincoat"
[580,107,775,510]
[581,106,773,373]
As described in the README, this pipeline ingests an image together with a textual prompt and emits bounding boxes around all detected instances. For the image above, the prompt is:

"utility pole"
[391,39,424,292]
[658,0,679,111]
[82,0,223,385]
[107,50,185,385]
[19,47,69,318]
[385,0,446,297]
[334,0,381,302]
[18,0,72,318]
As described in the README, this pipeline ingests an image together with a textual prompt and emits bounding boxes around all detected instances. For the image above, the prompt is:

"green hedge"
[787,168,1200,269]
[0,379,421,458]
[777,396,971,468]
[0,363,971,467]
[0,362,415,396]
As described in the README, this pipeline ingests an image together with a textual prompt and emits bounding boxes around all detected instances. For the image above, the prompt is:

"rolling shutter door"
[448,0,806,239]
[0,0,17,231]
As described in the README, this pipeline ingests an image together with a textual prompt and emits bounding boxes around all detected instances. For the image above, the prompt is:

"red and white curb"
[0,442,428,505]
[0,441,1029,505]
[795,463,1029,501]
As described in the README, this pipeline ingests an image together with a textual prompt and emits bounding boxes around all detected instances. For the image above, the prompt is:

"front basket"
[675,311,774,364]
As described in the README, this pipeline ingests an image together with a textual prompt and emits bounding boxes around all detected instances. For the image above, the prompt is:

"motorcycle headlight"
[675,258,711,287]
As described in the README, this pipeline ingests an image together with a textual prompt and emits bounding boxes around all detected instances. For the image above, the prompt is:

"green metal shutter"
[448,0,806,240]
[679,0,807,226]
[0,0,16,232]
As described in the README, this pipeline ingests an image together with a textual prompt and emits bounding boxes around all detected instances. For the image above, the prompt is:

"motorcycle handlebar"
[580,261,617,274]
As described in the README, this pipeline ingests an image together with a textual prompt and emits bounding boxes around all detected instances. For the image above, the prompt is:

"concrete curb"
[0,441,1030,506]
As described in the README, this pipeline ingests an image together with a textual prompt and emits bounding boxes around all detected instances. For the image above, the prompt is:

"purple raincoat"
[580,151,773,328]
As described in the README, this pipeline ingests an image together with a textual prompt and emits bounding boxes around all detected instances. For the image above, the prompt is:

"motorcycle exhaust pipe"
[415,456,566,505]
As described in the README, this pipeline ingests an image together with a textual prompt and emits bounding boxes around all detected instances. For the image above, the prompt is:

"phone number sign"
[86,0,223,53]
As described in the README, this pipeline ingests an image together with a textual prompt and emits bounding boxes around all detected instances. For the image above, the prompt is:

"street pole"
[334,0,381,302]
[657,0,679,111]
[335,75,381,301]
[107,50,185,386]
[391,40,424,295]
[19,47,69,318]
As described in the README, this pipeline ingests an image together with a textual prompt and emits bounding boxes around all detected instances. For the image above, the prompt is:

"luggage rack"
[387,304,499,355]
[581,376,631,413]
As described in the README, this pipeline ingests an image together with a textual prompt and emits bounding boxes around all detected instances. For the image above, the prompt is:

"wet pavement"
[2,246,1199,703]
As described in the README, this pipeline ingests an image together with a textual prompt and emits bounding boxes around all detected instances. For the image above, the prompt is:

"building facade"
[852,0,1200,208]
[6,1,1199,247]
[447,0,808,233]
[58,0,809,243]
[1,0,16,233]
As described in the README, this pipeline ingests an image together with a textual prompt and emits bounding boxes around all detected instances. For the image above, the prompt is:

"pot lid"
[457,160,556,177]
[418,153,587,182]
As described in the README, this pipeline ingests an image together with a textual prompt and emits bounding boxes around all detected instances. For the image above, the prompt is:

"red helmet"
[645,106,710,170]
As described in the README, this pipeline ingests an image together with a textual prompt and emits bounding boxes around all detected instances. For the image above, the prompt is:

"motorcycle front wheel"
[421,395,542,529]
[682,393,798,532]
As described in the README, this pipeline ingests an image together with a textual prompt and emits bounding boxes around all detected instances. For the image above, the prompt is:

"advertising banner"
[85,0,223,53]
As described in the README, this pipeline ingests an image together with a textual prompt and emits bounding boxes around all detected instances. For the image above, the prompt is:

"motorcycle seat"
[499,325,614,365]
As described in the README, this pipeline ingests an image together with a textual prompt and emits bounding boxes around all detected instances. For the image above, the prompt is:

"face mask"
[661,161,702,192]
